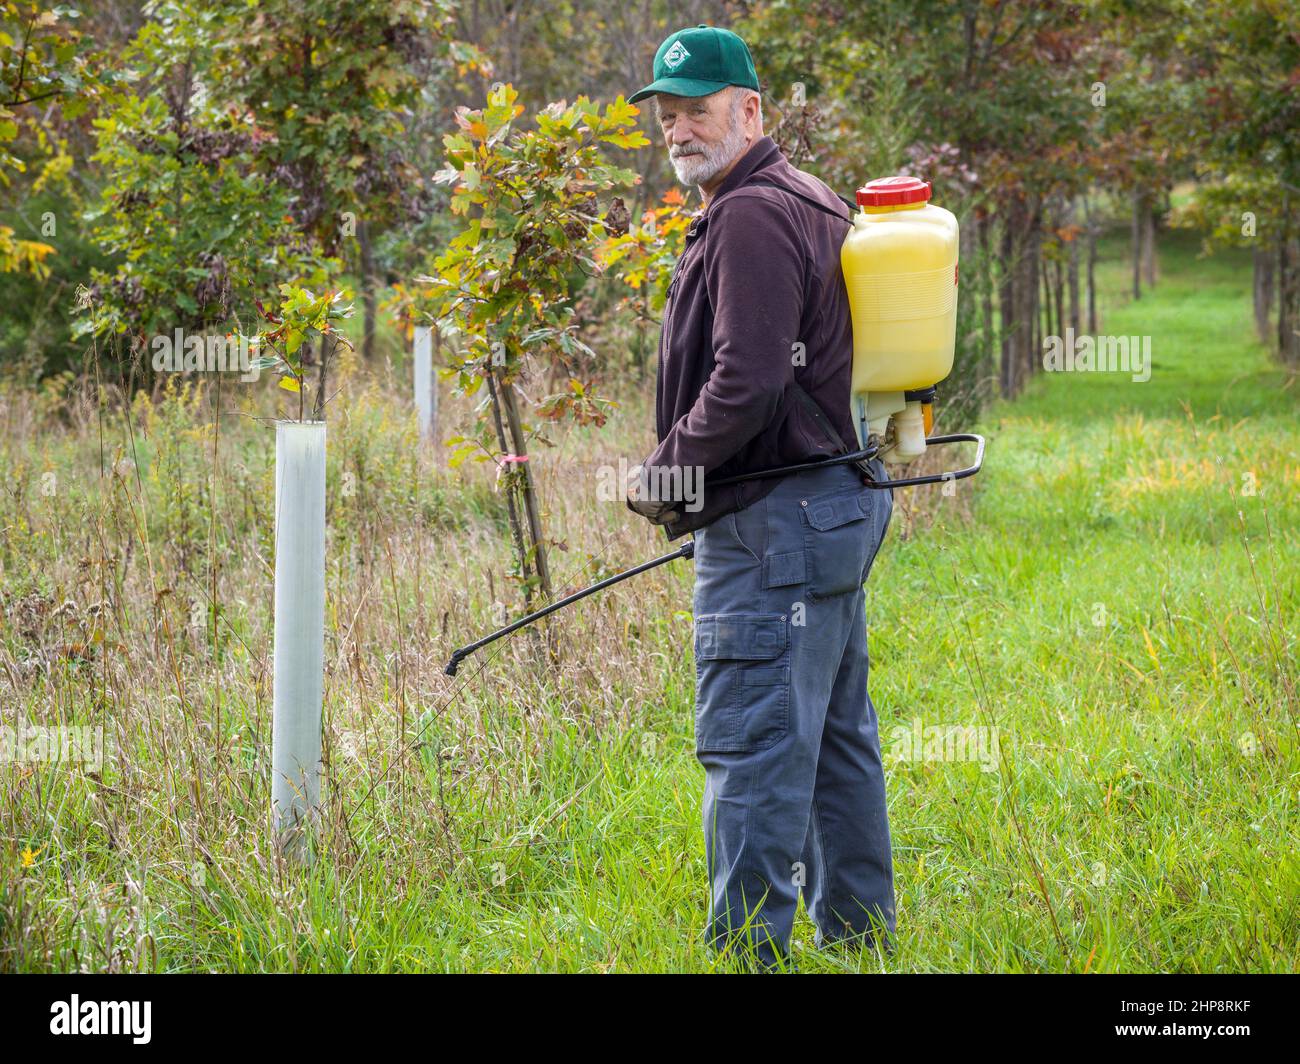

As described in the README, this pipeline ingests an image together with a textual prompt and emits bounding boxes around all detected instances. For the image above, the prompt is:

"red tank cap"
[857,176,932,207]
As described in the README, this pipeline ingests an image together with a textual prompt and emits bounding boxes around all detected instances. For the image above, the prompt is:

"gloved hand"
[625,463,681,526]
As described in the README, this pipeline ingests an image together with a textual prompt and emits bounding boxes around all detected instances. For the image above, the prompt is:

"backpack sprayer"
[445,176,985,676]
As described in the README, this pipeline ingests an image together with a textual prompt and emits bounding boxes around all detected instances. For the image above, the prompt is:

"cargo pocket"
[693,613,790,754]
[801,488,873,599]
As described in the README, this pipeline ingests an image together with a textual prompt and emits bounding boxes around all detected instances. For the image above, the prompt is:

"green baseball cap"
[629,24,760,104]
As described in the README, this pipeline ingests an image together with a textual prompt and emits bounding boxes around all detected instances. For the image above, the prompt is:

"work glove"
[625,462,681,526]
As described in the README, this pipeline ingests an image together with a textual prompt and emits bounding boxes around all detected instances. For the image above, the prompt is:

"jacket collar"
[707,134,783,207]
[683,135,784,239]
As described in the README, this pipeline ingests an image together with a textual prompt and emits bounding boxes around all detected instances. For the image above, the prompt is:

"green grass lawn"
[2,227,1295,972]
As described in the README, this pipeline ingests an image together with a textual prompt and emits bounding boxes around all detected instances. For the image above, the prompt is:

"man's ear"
[733,87,759,139]
[741,88,763,138]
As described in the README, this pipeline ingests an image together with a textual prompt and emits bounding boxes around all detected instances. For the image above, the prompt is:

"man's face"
[655,89,750,188]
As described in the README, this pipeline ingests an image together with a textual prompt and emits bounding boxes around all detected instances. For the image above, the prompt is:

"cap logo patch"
[662,40,691,70]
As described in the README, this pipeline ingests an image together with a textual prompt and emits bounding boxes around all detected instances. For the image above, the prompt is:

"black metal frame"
[869,433,986,488]
[710,432,985,489]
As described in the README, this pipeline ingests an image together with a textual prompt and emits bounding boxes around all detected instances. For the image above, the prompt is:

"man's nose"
[670,121,696,146]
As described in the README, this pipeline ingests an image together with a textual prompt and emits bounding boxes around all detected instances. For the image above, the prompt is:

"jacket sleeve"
[643,193,806,480]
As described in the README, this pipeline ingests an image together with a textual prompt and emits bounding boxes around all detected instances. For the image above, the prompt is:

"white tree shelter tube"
[413,324,437,441]
[271,420,326,857]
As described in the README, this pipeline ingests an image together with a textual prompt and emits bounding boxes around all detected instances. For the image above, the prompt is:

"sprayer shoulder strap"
[750,180,858,455]
[722,177,859,457]
[788,380,856,457]
[742,178,856,224]
[704,176,861,460]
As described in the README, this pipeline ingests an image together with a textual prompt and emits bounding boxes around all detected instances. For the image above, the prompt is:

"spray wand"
[442,431,983,675]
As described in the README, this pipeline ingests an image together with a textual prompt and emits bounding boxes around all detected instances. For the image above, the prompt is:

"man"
[625,24,896,969]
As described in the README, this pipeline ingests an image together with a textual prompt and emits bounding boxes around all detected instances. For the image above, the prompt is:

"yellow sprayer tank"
[841,176,958,462]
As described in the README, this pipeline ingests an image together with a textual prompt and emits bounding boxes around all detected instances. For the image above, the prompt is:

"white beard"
[670,111,749,188]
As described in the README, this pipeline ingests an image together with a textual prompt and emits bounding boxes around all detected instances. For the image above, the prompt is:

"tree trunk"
[1028,236,1037,368]
[979,213,995,380]
[1045,252,1055,340]
[1085,193,1098,333]
[1068,197,1081,334]
[1280,196,1295,364]
[1022,207,1041,382]
[1142,196,1158,288]
[1253,245,1274,345]
[1051,228,1066,343]
[312,333,331,421]
[358,220,376,361]
[1053,257,1064,341]
[1279,236,1290,360]
[1288,236,1300,366]
[498,378,553,601]
[999,210,1017,397]
[1279,222,1300,367]
[485,368,534,609]
[1039,254,1051,349]
[1031,226,1041,376]
[1131,191,1142,301]
[957,209,979,389]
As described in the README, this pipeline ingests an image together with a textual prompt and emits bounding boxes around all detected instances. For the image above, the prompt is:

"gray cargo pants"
[691,459,894,968]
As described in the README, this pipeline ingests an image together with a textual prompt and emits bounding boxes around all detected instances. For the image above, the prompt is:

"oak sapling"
[417,83,649,605]
[250,283,356,423]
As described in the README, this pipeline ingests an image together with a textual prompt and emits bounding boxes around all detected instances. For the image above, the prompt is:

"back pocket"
[693,613,790,754]
[801,488,873,599]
